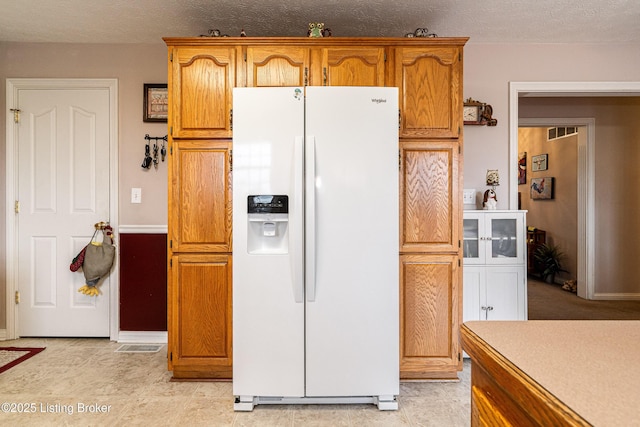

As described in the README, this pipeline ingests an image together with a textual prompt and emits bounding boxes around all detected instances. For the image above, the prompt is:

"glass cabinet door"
[490,218,518,259]
[463,216,483,264]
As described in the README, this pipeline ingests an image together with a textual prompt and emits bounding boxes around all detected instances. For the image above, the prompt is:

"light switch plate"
[463,189,476,205]
[131,187,142,204]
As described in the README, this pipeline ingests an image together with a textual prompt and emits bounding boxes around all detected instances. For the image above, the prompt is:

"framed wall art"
[531,153,548,171]
[530,177,554,200]
[518,151,527,184]
[143,83,168,122]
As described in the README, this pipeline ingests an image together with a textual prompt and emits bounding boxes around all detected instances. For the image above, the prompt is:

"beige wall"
[2,40,640,330]
[518,127,578,283]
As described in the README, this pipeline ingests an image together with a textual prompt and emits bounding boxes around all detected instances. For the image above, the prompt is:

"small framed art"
[530,177,554,200]
[143,84,168,122]
[531,154,548,171]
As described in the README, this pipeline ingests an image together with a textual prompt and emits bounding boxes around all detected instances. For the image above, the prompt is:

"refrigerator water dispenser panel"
[247,195,289,254]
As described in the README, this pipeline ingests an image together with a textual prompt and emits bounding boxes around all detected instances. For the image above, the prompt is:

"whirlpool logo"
[371,98,387,104]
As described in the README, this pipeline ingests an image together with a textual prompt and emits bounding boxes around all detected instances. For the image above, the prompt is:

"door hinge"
[14,200,20,213]
[10,108,21,123]
[230,149,233,171]
[398,109,401,130]
[384,52,387,62]
[169,240,173,249]
[169,52,173,62]
[398,150,401,171]
[170,126,173,136]
[170,352,173,361]
[229,109,233,130]
[458,259,461,267]
[15,291,20,304]
[458,352,461,361]
[170,145,173,155]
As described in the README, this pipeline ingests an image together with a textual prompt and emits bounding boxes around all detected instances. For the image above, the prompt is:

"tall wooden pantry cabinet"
[164,36,467,380]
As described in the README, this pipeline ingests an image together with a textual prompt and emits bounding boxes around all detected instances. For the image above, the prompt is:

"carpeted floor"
[527,277,640,320]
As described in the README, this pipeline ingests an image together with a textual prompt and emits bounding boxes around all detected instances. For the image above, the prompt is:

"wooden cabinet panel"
[395,46,462,138]
[169,140,232,252]
[400,139,461,253]
[246,46,310,87]
[400,253,461,379]
[316,47,386,86]
[164,37,467,380]
[169,253,232,379]
[169,46,236,138]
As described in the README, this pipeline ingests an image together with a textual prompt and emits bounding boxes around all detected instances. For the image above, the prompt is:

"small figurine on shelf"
[481,104,498,126]
[240,28,247,37]
[308,22,324,37]
[483,189,498,210]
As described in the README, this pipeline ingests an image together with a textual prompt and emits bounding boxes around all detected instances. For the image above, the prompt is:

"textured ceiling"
[0,0,639,44]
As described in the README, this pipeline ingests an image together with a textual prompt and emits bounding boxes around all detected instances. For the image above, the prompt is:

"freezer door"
[304,87,399,397]
[232,87,306,397]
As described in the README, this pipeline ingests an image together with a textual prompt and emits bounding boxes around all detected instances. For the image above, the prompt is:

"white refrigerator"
[232,86,399,411]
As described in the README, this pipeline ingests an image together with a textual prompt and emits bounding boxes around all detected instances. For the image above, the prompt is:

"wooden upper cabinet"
[169,140,232,253]
[314,47,386,86]
[400,139,461,254]
[169,46,236,138]
[395,46,462,138]
[246,46,310,87]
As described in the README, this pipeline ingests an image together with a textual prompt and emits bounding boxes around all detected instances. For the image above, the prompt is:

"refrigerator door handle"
[292,136,305,303]
[306,136,317,302]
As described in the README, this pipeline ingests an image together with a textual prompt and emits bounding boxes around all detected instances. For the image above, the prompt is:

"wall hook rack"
[142,134,168,169]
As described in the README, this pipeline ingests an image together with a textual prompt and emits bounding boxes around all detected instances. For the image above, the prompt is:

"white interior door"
[14,85,112,337]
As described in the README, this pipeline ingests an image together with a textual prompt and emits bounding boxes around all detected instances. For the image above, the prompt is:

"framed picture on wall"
[531,154,548,171]
[530,177,554,200]
[518,151,527,184]
[143,83,168,122]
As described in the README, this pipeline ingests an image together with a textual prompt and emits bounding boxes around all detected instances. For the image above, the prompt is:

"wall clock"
[463,99,484,125]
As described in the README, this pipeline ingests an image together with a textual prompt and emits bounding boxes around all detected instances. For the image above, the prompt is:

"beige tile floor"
[0,338,471,426]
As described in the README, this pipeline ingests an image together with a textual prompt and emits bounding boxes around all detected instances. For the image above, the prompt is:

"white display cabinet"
[463,210,527,322]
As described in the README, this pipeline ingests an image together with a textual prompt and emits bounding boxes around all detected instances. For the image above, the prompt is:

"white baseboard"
[117,331,167,343]
[0,329,7,341]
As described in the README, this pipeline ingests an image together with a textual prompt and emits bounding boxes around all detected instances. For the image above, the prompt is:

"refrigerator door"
[304,87,399,397]
[232,87,306,397]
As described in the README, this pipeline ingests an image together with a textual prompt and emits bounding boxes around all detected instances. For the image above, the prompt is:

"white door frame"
[509,81,640,300]
[5,78,119,340]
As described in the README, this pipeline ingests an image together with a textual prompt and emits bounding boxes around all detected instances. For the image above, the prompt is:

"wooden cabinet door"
[395,46,462,138]
[169,46,236,138]
[168,253,232,379]
[168,140,232,253]
[314,47,386,86]
[400,253,461,379]
[400,139,462,253]
[246,46,310,87]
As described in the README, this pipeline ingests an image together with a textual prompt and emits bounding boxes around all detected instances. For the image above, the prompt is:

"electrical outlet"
[131,188,142,204]
[463,189,476,205]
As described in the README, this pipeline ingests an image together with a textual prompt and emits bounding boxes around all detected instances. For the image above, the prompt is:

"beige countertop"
[464,320,640,426]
